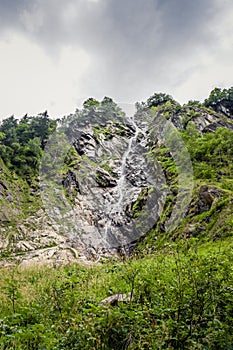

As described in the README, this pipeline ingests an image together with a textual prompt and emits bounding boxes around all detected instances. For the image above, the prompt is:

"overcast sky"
[0,0,233,120]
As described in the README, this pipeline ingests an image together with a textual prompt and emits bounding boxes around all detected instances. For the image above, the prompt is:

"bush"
[0,242,233,349]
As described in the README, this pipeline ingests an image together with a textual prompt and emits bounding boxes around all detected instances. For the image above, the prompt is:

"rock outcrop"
[1,95,233,266]
[171,106,233,134]
[40,108,168,255]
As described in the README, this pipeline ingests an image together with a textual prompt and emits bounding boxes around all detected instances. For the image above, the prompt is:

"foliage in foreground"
[0,88,233,349]
[0,241,233,349]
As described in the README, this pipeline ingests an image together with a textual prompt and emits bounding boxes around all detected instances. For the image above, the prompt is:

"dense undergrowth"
[0,240,233,349]
[0,88,233,348]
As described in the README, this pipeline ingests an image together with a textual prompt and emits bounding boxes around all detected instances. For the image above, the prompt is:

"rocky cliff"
[0,92,233,265]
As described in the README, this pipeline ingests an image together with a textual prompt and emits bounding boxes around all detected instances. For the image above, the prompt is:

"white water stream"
[102,115,147,246]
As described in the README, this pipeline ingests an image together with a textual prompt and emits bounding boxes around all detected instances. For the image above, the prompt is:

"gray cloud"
[0,0,232,108]
[0,0,30,32]
[4,1,212,49]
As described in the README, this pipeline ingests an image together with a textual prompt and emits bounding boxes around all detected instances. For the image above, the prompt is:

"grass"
[1,102,233,348]
[0,238,233,349]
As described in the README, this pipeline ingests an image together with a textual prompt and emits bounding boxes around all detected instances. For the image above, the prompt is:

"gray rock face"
[170,106,233,134]
[40,110,168,255]
[3,100,230,265]
[212,100,233,119]
[0,102,194,267]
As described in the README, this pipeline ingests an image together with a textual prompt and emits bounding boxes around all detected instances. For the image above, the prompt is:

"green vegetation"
[182,125,233,180]
[204,86,233,110]
[146,92,176,108]
[0,113,56,181]
[0,241,233,349]
[93,122,130,141]
[0,89,233,348]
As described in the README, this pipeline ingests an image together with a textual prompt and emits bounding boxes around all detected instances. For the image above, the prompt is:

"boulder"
[198,185,214,213]
[100,292,132,306]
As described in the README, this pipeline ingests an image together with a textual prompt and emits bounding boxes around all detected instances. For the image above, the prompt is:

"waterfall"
[101,114,147,246]
[115,119,140,210]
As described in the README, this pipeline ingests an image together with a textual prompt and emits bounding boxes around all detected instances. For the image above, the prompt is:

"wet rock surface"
[40,111,167,254]
[0,109,166,265]
[1,100,232,266]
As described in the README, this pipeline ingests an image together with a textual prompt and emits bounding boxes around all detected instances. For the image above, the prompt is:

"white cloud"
[0,31,90,119]
[170,1,233,104]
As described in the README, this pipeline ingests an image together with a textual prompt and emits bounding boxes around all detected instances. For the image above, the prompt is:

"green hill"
[0,88,233,349]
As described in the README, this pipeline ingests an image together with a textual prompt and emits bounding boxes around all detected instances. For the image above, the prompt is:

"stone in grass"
[100,292,132,306]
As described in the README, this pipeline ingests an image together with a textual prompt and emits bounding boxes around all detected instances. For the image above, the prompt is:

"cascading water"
[47,107,167,252]
[115,127,139,209]
[102,115,147,246]
[39,102,171,257]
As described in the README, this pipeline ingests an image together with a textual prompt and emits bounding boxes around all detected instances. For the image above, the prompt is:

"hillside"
[0,89,233,265]
[0,87,233,348]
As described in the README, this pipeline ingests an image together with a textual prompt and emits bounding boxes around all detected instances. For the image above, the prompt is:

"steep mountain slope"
[0,90,233,266]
